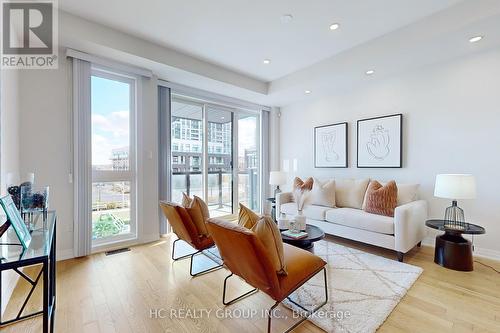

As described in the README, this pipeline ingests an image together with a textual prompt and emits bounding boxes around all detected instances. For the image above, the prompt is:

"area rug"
[283,241,423,333]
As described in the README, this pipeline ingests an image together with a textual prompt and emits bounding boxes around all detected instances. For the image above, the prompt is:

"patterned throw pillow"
[252,215,287,275]
[238,203,260,229]
[293,177,314,191]
[363,180,398,217]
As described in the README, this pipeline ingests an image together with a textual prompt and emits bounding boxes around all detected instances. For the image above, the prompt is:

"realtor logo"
[1,0,58,69]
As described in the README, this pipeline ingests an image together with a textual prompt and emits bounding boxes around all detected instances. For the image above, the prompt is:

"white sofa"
[276,178,428,261]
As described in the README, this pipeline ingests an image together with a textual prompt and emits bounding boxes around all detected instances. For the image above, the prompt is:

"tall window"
[91,69,136,244]
[238,112,260,211]
[169,95,260,216]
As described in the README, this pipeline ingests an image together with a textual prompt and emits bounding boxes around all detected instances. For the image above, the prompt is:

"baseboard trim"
[57,234,160,261]
[421,236,500,261]
[57,248,74,261]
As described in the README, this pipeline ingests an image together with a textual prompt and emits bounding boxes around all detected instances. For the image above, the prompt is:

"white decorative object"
[357,114,402,168]
[277,213,290,230]
[294,212,306,231]
[293,188,310,231]
[283,241,423,333]
[314,122,348,168]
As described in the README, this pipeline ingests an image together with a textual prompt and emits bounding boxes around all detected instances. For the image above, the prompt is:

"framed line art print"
[0,195,32,249]
[357,114,402,168]
[314,122,348,168]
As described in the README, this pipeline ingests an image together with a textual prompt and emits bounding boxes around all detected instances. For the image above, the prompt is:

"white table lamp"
[434,174,476,229]
[269,171,287,197]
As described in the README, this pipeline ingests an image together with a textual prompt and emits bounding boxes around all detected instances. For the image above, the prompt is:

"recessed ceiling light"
[221,116,225,120]
[305,90,312,94]
[329,23,340,31]
[469,36,483,43]
[263,59,271,65]
[281,14,293,23]
[365,70,375,76]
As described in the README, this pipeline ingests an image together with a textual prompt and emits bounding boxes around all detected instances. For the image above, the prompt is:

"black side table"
[425,219,485,271]
[280,224,325,251]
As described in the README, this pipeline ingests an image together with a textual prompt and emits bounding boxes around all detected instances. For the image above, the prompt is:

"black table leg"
[43,258,49,333]
[50,221,56,332]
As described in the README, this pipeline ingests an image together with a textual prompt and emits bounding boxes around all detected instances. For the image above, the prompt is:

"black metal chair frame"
[222,266,328,333]
[171,238,224,277]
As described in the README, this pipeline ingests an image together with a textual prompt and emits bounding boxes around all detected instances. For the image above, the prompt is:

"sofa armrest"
[276,192,293,216]
[394,200,428,253]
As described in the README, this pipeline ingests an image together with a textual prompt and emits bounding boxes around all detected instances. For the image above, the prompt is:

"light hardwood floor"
[2,234,499,333]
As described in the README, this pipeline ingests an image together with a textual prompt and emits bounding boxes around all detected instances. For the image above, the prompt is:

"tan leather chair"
[207,218,328,333]
[160,201,222,277]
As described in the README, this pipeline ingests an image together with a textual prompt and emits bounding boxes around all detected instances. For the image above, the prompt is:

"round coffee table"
[280,224,325,251]
[425,219,485,271]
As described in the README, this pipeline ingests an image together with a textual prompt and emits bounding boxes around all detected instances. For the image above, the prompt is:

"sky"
[91,75,258,166]
[91,76,130,166]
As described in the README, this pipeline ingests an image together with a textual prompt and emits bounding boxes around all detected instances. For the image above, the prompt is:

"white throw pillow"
[395,183,420,206]
[335,178,370,209]
[362,182,420,208]
[310,178,336,207]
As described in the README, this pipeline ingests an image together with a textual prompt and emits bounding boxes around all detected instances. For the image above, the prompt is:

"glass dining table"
[0,210,56,332]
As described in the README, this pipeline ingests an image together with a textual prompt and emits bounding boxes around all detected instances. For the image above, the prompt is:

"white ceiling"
[59,0,463,82]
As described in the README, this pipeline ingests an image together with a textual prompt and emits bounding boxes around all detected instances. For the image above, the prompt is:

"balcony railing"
[172,169,259,212]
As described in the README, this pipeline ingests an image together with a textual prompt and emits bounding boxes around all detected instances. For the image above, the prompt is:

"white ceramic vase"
[294,211,306,231]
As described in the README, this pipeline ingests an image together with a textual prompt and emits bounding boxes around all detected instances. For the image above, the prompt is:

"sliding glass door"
[237,112,260,211]
[169,94,260,216]
[170,98,204,203]
[206,106,233,216]
[91,69,136,245]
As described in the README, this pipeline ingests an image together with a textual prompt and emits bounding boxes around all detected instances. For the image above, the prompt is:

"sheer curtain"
[158,86,171,234]
[72,58,92,257]
[261,110,270,213]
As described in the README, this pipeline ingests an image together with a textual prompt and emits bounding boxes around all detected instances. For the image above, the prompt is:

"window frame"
[90,67,138,247]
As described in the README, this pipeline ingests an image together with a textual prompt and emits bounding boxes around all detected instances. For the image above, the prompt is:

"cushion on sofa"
[364,180,398,217]
[335,178,370,209]
[293,177,313,191]
[280,203,331,221]
[396,183,420,206]
[362,182,420,208]
[325,207,394,235]
[310,178,336,207]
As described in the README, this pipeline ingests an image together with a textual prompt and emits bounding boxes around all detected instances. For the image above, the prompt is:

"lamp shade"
[434,174,476,199]
[269,171,287,186]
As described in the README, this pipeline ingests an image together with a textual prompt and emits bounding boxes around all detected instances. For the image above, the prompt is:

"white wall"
[279,47,500,257]
[18,54,74,258]
[0,67,22,316]
[1,69,21,194]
